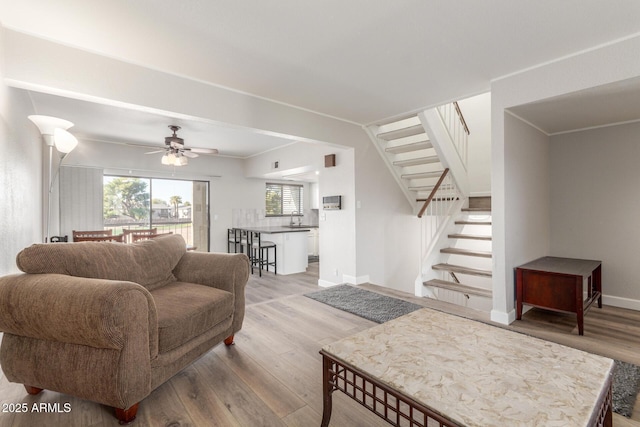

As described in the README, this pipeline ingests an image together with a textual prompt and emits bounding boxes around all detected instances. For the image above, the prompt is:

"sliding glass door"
[103,176,209,250]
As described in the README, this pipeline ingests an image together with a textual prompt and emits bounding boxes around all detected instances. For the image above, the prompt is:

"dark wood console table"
[515,256,602,335]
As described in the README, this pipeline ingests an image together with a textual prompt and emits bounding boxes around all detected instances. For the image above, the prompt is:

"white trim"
[490,308,516,325]
[504,110,550,136]
[318,279,341,288]
[343,274,370,285]
[549,118,640,136]
[492,32,640,84]
[602,295,640,311]
[506,105,640,138]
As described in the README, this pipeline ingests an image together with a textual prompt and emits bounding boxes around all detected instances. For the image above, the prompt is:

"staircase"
[367,115,447,211]
[425,196,493,311]
[367,102,493,313]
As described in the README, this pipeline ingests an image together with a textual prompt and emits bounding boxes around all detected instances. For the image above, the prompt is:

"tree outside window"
[265,183,303,216]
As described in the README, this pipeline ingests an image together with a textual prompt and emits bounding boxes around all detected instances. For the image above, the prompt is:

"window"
[103,176,210,250]
[266,183,303,216]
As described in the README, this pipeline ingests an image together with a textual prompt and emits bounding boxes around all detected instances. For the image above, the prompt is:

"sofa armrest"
[0,273,158,358]
[172,252,249,332]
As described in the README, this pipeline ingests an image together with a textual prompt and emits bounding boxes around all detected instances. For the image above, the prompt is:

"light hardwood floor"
[0,264,639,426]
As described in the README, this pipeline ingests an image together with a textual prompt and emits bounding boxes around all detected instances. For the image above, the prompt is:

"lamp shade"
[28,115,73,135]
[53,128,79,153]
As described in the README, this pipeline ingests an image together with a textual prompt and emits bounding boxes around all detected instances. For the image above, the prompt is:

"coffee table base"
[321,351,459,427]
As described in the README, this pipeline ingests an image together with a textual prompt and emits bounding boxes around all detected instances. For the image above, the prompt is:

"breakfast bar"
[321,308,613,427]
[234,226,310,275]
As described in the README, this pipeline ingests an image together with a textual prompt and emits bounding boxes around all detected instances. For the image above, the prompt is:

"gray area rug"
[305,284,640,418]
[613,360,640,417]
[305,284,422,323]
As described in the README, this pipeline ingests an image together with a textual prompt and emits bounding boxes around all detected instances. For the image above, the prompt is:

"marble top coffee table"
[320,308,613,427]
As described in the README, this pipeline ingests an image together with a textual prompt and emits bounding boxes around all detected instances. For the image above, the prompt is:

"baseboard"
[318,279,341,288]
[343,274,370,285]
[602,295,640,311]
[490,308,516,325]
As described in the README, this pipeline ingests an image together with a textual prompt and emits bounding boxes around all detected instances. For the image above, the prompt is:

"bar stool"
[227,228,243,253]
[248,231,276,276]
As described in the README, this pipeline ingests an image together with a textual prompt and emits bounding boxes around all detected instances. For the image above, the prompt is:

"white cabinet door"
[308,231,314,255]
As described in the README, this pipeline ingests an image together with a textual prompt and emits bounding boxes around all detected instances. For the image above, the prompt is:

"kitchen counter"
[235,226,314,274]
[239,226,313,234]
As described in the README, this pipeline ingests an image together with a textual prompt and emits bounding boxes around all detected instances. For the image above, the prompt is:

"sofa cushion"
[150,282,234,353]
[16,234,186,291]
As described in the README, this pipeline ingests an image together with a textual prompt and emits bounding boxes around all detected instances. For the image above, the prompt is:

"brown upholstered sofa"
[0,234,249,424]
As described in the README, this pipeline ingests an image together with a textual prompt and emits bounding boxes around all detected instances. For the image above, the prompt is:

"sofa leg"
[24,385,43,395]
[115,403,139,425]
[224,334,235,346]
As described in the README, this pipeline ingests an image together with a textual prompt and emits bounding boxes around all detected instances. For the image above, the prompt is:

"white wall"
[354,138,420,291]
[0,28,43,274]
[458,92,491,196]
[503,112,551,306]
[550,121,640,308]
[491,35,640,324]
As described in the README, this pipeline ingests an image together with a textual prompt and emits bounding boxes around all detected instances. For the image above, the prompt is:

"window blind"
[266,183,303,215]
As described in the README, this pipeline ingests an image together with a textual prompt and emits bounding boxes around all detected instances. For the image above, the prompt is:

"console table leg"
[321,355,334,427]
[515,269,524,319]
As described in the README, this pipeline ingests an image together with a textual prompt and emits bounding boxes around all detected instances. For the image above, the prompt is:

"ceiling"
[25,91,297,158]
[508,77,640,135]
[2,1,640,155]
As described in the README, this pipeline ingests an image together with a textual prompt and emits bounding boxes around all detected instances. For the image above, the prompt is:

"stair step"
[440,248,492,258]
[461,207,491,213]
[416,197,460,202]
[468,196,492,210]
[385,140,432,154]
[424,279,492,298]
[393,155,440,167]
[432,263,492,277]
[377,124,424,141]
[401,170,445,180]
[448,233,492,241]
[455,220,492,226]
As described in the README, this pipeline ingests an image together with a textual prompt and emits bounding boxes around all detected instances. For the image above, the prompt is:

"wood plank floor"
[0,263,638,426]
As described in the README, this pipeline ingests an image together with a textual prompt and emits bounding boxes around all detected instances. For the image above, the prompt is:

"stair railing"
[417,168,463,279]
[417,168,451,218]
[436,101,470,169]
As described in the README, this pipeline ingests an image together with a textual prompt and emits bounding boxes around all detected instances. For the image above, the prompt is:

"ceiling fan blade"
[190,147,218,154]
[182,151,199,158]
[145,150,166,155]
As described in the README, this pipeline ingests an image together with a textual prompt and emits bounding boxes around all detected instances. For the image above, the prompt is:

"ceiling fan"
[146,125,218,166]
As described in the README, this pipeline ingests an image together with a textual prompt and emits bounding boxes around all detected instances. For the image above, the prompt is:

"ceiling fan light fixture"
[175,154,188,166]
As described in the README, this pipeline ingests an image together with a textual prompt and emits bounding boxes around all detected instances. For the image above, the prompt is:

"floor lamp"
[28,115,79,243]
